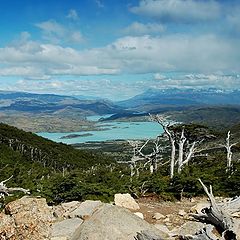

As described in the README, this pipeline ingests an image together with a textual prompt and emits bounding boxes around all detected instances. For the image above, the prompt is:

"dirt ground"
[134,196,209,230]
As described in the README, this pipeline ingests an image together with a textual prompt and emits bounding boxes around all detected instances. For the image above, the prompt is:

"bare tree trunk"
[191,179,239,240]
[170,139,176,179]
[149,114,176,178]
[178,128,187,173]
[184,142,196,165]
[224,131,237,171]
[149,164,154,174]
[178,141,197,172]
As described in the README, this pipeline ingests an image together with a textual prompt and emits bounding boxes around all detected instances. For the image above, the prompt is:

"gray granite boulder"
[71,204,169,240]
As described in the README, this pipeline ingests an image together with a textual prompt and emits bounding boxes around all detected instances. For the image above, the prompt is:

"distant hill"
[117,88,240,110]
[168,106,240,129]
[103,88,240,127]
[0,91,123,115]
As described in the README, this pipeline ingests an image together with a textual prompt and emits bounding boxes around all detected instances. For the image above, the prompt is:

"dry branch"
[149,114,176,178]
[0,176,30,198]
[191,179,239,240]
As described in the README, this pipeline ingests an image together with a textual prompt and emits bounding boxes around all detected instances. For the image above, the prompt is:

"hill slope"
[0,123,111,170]
[0,91,123,115]
[0,91,125,132]
[0,123,116,203]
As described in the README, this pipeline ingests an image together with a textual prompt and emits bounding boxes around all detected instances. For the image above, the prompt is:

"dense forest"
[0,121,240,207]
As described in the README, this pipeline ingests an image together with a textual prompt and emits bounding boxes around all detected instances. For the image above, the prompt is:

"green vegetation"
[0,122,240,208]
[168,106,240,129]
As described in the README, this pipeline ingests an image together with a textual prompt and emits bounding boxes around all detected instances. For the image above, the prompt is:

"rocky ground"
[0,194,239,240]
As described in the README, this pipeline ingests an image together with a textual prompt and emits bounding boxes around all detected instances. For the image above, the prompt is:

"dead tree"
[127,140,143,179]
[127,139,163,176]
[0,176,30,199]
[137,137,163,174]
[150,114,201,178]
[177,128,187,173]
[178,139,198,174]
[149,114,176,178]
[190,179,240,240]
[222,131,238,171]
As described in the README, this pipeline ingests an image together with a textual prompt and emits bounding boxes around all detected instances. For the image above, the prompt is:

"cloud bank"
[130,0,221,23]
[0,33,239,80]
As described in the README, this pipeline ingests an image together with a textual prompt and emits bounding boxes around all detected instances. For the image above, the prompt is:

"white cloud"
[35,20,84,44]
[8,78,140,100]
[153,73,240,89]
[95,0,104,8]
[69,31,84,44]
[7,73,240,100]
[227,8,240,33]
[0,33,239,81]
[130,0,221,23]
[67,9,79,20]
[36,20,65,42]
[122,22,165,36]
[108,34,239,73]
[154,73,168,80]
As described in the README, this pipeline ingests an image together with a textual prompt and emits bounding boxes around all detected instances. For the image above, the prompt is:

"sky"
[0,0,240,100]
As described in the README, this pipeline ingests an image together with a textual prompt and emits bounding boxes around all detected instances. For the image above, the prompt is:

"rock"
[53,201,81,219]
[135,230,167,240]
[114,193,140,210]
[71,204,169,240]
[0,213,16,239]
[178,209,187,216]
[163,217,170,223]
[134,212,144,219]
[51,218,83,239]
[171,221,206,236]
[154,224,170,234]
[190,202,210,214]
[62,201,81,212]
[66,200,103,219]
[153,212,165,220]
[1,196,53,240]
[51,237,68,240]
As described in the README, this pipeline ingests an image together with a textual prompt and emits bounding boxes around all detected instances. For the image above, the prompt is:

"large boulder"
[0,213,16,239]
[114,193,140,210]
[0,196,53,240]
[51,218,83,240]
[66,200,103,219]
[71,204,169,240]
[53,201,81,219]
[171,221,206,237]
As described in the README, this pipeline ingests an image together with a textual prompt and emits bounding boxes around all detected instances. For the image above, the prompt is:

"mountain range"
[117,88,240,109]
[0,91,122,115]
[0,88,240,131]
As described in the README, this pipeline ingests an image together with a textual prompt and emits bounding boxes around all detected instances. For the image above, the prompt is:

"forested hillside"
[1,122,240,207]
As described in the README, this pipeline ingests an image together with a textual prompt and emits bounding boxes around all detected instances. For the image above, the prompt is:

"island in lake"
[60,133,93,139]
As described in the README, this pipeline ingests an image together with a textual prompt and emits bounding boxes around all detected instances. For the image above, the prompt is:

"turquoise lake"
[37,115,163,144]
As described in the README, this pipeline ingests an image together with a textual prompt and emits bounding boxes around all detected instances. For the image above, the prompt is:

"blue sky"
[0,0,240,100]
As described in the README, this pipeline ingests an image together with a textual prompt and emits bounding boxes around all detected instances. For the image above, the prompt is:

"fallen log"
[190,179,239,240]
[0,175,30,198]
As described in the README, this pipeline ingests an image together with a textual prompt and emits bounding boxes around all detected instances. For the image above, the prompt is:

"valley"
[1,89,240,136]
[1,89,240,240]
